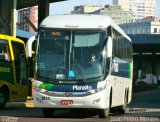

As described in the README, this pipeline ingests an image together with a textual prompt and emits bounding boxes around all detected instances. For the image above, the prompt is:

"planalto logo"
[73,85,92,91]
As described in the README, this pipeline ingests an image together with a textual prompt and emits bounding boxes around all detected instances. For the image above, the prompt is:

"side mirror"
[106,36,112,58]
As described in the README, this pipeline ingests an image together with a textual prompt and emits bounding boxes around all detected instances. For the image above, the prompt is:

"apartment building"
[71,5,133,24]
[17,6,38,32]
[92,5,133,24]
[113,0,156,19]
[71,5,101,14]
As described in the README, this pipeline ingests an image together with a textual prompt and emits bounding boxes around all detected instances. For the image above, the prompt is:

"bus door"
[11,41,28,101]
[0,39,13,84]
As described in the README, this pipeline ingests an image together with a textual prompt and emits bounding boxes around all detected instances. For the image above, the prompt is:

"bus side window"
[0,40,11,62]
[5,45,11,61]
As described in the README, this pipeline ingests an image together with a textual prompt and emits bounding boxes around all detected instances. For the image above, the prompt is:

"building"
[120,17,160,35]
[92,5,133,24]
[130,34,160,85]
[113,0,128,11]
[17,6,38,32]
[113,0,156,20]
[71,5,133,24]
[71,5,101,14]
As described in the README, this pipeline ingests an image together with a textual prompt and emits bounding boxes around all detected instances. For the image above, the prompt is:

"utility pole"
[11,0,17,37]
[0,0,9,35]
[38,0,49,25]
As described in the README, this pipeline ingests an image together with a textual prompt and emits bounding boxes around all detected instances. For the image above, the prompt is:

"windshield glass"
[36,29,106,81]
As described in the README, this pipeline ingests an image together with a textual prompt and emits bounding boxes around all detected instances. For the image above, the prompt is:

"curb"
[129,108,146,112]
[6,102,26,108]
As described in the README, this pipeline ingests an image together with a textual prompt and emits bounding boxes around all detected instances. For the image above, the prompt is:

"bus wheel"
[98,109,109,118]
[0,91,6,109]
[42,108,54,117]
[118,93,127,114]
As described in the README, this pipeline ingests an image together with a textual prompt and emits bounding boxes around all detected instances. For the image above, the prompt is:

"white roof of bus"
[40,14,131,41]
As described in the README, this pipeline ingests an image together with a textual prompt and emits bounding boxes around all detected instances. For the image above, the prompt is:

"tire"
[98,108,109,118]
[0,91,6,109]
[42,108,54,117]
[117,93,127,114]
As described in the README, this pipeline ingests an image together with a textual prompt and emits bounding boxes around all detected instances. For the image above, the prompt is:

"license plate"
[61,100,73,105]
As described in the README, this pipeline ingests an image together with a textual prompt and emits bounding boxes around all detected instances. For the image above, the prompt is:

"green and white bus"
[26,14,133,118]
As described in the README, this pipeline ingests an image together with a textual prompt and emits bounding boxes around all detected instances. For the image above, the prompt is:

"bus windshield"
[36,29,106,81]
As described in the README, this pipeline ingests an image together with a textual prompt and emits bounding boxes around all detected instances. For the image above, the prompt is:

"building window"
[154,28,157,33]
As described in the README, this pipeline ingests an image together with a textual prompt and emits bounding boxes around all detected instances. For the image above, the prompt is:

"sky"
[49,0,160,17]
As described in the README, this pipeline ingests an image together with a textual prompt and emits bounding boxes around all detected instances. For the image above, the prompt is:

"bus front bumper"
[28,89,109,109]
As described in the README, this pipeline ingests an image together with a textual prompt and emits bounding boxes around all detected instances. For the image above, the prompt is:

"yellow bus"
[0,34,28,109]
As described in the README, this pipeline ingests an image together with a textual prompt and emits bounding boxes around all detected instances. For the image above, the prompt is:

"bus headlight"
[88,84,106,94]
[32,80,48,93]
[35,86,48,93]
[39,88,47,93]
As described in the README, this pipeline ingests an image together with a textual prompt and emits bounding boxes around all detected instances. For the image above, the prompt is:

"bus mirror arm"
[106,36,112,58]
[26,36,36,58]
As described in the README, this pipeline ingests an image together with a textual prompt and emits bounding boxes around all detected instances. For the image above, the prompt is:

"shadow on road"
[0,108,101,119]
[129,89,160,109]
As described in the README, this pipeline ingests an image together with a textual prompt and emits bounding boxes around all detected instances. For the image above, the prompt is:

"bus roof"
[40,14,131,41]
[0,34,24,44]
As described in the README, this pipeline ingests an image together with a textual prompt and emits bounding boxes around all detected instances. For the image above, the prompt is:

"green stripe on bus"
[39,83,54,90]
[128,63,132,79]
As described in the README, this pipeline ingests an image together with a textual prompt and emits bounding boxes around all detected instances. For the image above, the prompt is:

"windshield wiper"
[73,59,86,83]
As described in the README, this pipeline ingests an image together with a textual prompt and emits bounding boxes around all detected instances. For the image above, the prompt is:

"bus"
[0,34,28,109]
[26,14,133,118]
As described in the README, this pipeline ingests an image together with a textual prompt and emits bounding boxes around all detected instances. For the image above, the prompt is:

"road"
[0,89,160,122]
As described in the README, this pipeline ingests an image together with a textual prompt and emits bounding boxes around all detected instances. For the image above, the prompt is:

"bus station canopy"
[17,0,66,9]
[129,34,160,53]
[16,29,36,39]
